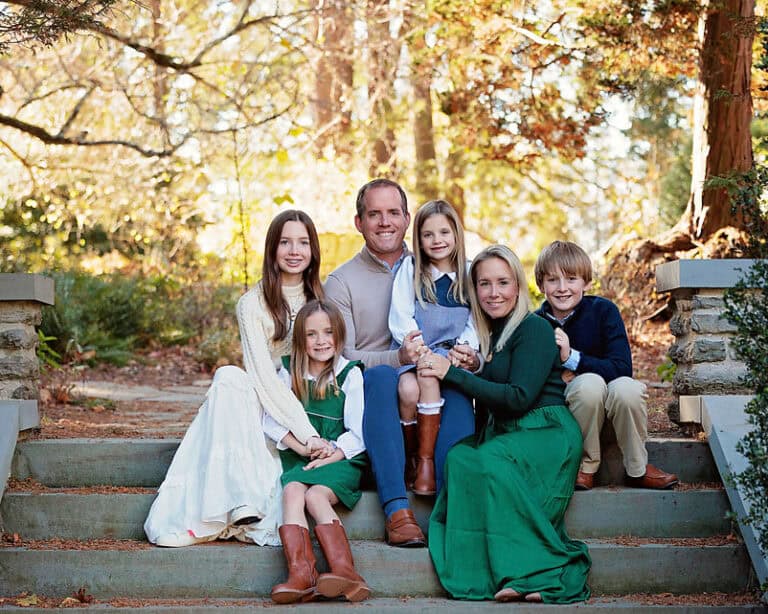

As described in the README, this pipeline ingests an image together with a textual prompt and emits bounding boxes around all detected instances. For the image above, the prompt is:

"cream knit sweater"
[235,281,318,443]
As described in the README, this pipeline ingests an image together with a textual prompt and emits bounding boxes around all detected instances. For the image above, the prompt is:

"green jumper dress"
[428,313,591,603]
[278,359,368,510]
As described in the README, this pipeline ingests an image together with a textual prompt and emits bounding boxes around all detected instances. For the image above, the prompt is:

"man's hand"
[554,327,571,363]
[398,330,427,365]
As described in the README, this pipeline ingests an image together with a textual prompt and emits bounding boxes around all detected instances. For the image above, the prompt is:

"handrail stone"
[0,273,54,505]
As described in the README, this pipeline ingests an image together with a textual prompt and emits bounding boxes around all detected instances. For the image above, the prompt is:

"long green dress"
[278,359,368,510]
[429,313,591,603]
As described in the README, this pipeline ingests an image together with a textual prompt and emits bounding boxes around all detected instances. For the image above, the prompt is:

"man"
[325,178,475,547]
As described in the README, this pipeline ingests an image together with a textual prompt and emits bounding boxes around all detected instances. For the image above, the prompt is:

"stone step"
[1,488,732,541]
[0,539,752,599]
[0,597,761,613]
[11,438,719,488]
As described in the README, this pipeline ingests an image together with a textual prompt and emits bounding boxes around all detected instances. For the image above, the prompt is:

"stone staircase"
[0,436,761,612]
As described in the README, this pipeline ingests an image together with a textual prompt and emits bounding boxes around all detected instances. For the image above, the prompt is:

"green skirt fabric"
[428,404,591,603]
[279,449,368,510]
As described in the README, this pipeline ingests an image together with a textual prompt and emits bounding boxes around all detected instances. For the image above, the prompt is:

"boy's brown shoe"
[574,471,594,491]
[625,464,679,490]
[384,509,426,547]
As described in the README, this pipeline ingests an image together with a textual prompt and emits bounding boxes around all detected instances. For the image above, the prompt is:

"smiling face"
[354,185,410,266]
[275,220,312,285]
[539,268,589,320]
[419,213,456,272]
[474,257,519,320]
[304,309,336,374]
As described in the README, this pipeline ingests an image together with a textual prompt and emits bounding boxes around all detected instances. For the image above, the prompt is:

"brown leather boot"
[315,520,371,602]
[413,411,441,495]
[270,524,319,604]
[402,422,418,489]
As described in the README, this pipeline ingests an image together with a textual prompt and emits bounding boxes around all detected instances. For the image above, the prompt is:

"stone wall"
[0,301,44,401]
[656,259,757,422]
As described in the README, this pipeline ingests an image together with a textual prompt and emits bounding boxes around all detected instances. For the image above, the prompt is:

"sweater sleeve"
[325,272,402,368]
[236,289,319,444]
[574,300,633,382]
[444,316,559,419]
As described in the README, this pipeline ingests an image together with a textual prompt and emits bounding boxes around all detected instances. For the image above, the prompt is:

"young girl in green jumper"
[264,299,370,604]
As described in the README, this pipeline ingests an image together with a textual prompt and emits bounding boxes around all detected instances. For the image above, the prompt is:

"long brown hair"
[413,200,468,307]
[262,210,324,342]
[290,300,346,403]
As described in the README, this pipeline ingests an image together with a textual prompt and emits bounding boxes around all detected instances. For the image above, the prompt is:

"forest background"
[0,0,766,369]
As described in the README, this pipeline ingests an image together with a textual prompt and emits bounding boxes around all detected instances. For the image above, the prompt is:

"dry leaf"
[59,597,81,607]
[74,587,94,603]
[16,594,39,606]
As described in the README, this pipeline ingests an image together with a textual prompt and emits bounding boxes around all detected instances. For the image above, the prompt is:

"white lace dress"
[144,282,318,547]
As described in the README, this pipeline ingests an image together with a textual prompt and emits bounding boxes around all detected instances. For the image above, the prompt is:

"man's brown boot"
[270,524,319,604]
[402,422,418,489]
[413,410,441,495]
[315,520,371,602]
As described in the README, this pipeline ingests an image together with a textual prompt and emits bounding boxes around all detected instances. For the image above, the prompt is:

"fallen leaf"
[16,594,39,606]
[59,597,81,607]
[74,586,94,603]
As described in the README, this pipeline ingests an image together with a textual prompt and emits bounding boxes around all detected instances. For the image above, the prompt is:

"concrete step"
[11,437,719,488]
[0,597,761,613]
[0,539,752,599]
[1,488,732,541]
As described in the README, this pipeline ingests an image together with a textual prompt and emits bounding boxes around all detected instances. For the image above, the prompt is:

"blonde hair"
[469,245,532,358]
[534,241,593,287]
[412,200,469,308]
[290,300,346,403]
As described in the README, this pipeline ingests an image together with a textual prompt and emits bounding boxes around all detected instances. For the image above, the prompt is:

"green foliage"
[39,270,240,366]
[723,260,768,553]
[656,356,676,383]
[36,330,62,371]
[659,137,692,227]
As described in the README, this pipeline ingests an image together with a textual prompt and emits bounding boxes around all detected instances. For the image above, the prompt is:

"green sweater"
[444,312,565,423]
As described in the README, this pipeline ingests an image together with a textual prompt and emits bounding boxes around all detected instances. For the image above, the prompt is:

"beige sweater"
[324,246,408,369]
[236,281,318,443]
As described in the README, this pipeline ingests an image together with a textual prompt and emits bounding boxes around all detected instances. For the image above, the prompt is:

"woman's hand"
[448,343,480,372]
[417,351,450,379]
[303,447,345,470]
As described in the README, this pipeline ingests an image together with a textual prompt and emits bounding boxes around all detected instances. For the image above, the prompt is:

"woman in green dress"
[263,300,370,604]
[418,244,591,604]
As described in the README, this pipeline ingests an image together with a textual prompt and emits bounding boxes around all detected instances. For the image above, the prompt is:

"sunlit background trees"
[1,0,765,364]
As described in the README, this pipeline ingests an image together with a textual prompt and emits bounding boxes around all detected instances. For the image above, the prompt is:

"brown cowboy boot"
[315,520,371,602]
[413,408,441,495]
[270,524,319,604]
[402,422,418,489]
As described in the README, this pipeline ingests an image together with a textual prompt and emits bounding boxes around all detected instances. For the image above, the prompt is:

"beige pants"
[564,373,648,477]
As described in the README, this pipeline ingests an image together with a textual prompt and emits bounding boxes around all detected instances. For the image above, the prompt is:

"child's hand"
[554,327,571,363]
[561,368,576,384]
[306,436,332,458]
[303,447,344,470]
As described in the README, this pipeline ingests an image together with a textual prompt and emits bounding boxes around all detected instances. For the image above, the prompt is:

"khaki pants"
[564,373,648,477]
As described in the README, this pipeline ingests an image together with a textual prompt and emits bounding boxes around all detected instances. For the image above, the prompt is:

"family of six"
[144,178,677,604]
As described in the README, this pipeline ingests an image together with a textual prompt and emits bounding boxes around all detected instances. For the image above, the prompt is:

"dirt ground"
[32,319,684,440]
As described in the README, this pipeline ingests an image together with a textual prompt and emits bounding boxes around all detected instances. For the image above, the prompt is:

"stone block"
[673,362,749,396]
[0,380,36,399]
[692,295,725,310]
[673,298,693,313]
[669,313,691,336]
[0,303,42,326]
[690,312,738,334]
[0,327,37,350]
[0,356,38,380]
[689,338,727,363]
[726,340,743,361]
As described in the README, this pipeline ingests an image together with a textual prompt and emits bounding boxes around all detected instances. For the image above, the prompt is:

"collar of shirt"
[430,264,456,281]
[542,305,577,327]
[304,356,350,380]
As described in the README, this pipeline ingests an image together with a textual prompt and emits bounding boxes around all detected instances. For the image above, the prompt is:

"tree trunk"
[406,3,438,202]
[367,0,399,176]
[683,0,754,240]
[313,0,353,155]
[445,145,466,223]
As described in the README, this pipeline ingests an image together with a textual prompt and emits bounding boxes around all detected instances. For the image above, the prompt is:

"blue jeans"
[362,365,475,509]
